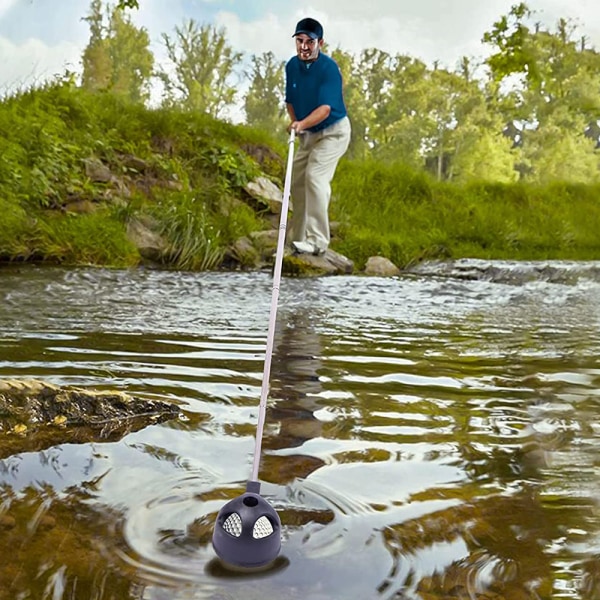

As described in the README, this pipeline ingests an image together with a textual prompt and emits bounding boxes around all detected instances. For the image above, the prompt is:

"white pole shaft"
[250,129,296,482]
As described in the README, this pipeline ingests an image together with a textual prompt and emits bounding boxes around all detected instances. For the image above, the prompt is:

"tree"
[441,59,519,182]
[337,49,431,165]
[159,20,242,118]
[482,3,600,181]
[331,48,374,159]
[81,0,111,91]
[482,2,537,87]
[354,48,397,152]
[483,5,600,119]
[81,0,153,103]
[524,108,600,183]
[117,0,138,9]
[451,126,518,182]
[243,52,286,134]
[401,64,489,180]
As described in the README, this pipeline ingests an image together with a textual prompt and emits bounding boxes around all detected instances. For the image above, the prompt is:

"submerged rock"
[0,379,180,458]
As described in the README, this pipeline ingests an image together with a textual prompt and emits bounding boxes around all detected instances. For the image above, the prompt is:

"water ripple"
[0,263,599,599]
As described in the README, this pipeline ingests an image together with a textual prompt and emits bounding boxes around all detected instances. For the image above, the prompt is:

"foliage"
[481,3,600,183]
[0,80,94,210]
[244,51,287,135]
[79,1,600,185]
[34,210,140,266]
[0,199,33,259]
[524,108,600,183]
[158,20,243,118]
[452,127,518,183]
[200,145,261,190]
[0,82,280,269]
[151,189,224,271]
[482,3,537,85]
[82,0,154,103]
[330,48,375,160]
[3,0,600,271]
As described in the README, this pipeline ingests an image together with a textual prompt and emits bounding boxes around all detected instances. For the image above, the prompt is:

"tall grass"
[35,210,140,266]
[0,199,33,260]
[331,160,600,268]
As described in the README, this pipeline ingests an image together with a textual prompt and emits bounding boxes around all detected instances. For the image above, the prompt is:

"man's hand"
[289,121,306,134]
[288,105,331,134]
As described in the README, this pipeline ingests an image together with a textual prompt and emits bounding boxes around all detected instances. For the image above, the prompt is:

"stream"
[0,260,599,599]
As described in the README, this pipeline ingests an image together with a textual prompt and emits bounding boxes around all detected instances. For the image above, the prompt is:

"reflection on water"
[0,261,600,599]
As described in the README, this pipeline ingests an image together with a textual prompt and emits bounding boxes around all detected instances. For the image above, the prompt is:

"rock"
[164,179,184,191]
[364,256,400,276]
[250,229,279,261]
[329,220,342,236]
[250,229,279,245]
[0,379,180,458]
[240,143,283,176]
[282,249,354,276]
[127,217,166,262]
[228,236,261,268]
[244,176,286,214]
[63,199,97,214]
[119,153,149,173]
[240,143,284,190]
[84,157,113,183]
[218,196,247,218]
[151,135,176,156]
[107,176,132,200]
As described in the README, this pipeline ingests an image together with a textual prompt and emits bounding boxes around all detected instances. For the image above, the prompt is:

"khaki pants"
[288,117,351,251]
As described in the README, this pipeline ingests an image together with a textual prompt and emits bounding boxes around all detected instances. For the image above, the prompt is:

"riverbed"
[0,261,599,599]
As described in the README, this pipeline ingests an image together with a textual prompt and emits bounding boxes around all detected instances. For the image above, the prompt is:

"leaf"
[117,0,139,9]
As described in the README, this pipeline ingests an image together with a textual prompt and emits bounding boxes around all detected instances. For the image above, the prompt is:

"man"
[285,17,351,256]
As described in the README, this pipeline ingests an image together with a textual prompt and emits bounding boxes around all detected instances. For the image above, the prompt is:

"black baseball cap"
[293,18,323,40]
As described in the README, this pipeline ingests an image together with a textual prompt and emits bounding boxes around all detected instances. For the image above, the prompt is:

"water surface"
[0,261,599,599]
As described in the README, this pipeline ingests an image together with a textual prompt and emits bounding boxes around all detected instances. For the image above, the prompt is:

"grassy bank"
[0,80,282,269]
[331,161,600,269]
[1,81,599,271]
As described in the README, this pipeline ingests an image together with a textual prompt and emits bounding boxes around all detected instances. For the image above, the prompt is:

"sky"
[1,0,599,112]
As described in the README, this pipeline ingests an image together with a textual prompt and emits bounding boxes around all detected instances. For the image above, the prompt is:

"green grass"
[34,209,140,266]
[0,81,281,268]
[0,198,33,260]
[331,160,600,268]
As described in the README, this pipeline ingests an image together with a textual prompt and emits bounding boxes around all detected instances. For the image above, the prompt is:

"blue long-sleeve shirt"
[285,53,347,133]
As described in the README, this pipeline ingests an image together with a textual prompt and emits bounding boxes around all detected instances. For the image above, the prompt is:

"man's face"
[295,35,321,62]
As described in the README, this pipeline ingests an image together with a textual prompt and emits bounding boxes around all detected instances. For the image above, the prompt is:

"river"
[0,260,599,599]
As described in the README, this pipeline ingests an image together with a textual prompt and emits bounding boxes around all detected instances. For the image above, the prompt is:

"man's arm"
[286,103,297,123]
[287,103,331,133]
